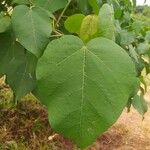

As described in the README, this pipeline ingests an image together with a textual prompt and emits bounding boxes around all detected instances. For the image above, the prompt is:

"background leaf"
[136,43,150,55]
[98,4,115,40]
[77,0,91,14]
[88,0,100,14]
[119,30,135,46]
[0,32,37,100]
[12,5,52,58]
[132,95,148,116]
[12,0,30,5]
[0,13,11,33]
[32,0,68,13]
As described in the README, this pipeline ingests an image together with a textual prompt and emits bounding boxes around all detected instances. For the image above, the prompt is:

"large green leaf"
[12,5,52,58]
[98,4,115,40]
[32,0,68,12]
[35,35,138,148]
[0,32,37,100]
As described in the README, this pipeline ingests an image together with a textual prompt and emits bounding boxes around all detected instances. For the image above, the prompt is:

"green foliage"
[0,0,149,149]
[119,30,135,46]
[145,31,150,42]
[134,5,150,26]
[137,43,149,54]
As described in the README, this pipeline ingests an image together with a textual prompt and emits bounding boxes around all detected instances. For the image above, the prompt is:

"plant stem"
[55,0,71,27]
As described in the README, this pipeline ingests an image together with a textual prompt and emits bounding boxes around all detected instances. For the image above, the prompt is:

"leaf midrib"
[79,46,86,142]
[29,9,38,53]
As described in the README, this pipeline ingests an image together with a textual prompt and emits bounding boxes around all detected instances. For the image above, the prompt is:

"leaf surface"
[0,32,37,100]
[98,4,115,40]
[132,95,148,116]
[12,5,52,57]
[80,15,99,42]
[32,0,68,12]
[0,14,11,33]
[12,0,30,5]
[35,35,138,148]
[88,0,99,14]
[64,14,85,35]
[77,0,91,14]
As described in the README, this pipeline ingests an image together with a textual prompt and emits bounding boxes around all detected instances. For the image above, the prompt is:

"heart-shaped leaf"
[35,35,138,148]
[12,5,52,58]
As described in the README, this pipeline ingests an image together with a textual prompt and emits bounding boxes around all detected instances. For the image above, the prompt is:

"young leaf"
[0,32,37,100]
[12,5,52,58]
[64,14,85,35]
[80,15,99,43]
[35,35,138,148]
[98,4,115,40]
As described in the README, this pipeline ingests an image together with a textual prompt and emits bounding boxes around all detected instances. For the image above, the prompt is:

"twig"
[55,0,71,27]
